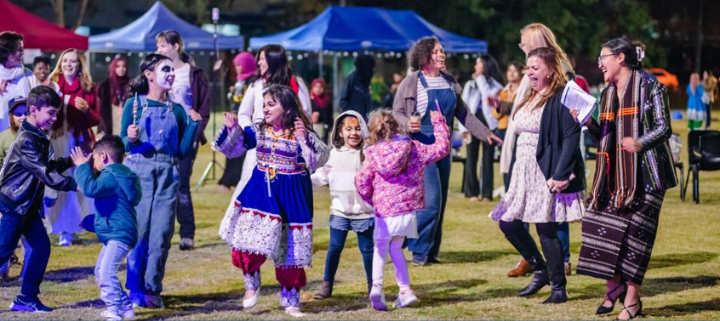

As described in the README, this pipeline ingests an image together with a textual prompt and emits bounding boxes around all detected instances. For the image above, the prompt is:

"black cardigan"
[535,86,586,194]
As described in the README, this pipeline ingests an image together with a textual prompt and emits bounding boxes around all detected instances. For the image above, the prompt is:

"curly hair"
[408,36,439,72]
[365,109,403,146]
[0,32,23,65]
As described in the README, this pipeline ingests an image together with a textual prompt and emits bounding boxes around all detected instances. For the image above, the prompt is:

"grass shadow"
[569,275,720,301]
[44,266,95,283]
[408,278,488,308]
[438,250,515,264]
[193,241,226,250]
[646,298,720,317]
[648,252,718,269]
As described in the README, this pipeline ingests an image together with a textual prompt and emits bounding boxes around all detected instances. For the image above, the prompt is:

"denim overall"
[124,99,180,296]
[407,72,456,262]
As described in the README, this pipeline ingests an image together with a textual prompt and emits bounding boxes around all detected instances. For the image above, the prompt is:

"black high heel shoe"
[596,282,628,315]
[615,298,643,320]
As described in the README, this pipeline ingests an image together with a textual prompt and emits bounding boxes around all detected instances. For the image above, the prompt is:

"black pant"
[465,128,502,199]
[499,220,566,289]
[218,154,244,188]
[176,144,199,240]
[0,208,50,298]
[707,103,712,128]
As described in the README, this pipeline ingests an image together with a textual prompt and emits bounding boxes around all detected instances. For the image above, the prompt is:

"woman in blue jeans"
[393,37,502,266]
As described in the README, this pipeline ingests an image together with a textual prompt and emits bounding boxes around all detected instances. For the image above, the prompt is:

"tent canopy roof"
[0,0,88,51]
[249,6,487,53]
[89,1,243,51]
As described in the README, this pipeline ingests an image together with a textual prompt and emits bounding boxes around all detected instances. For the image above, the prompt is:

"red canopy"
[0,0,88,51]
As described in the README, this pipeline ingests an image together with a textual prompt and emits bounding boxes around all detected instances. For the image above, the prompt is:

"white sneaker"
[394,289,418,308]
[58,233,72,247]
[101,310,122,321]
[369,284,387,311]
[122,302,135,318]
[284,307,306,318]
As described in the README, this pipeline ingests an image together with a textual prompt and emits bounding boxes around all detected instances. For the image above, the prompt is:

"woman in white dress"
[489,47,585,304]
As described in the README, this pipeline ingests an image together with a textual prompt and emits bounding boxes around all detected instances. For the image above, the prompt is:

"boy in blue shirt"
[71,135,142,321]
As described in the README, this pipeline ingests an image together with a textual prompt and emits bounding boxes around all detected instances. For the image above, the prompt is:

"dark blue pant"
[324,226,374,286]
[177,144,198,240]
[0,210,50,298]
[408,156,451,261]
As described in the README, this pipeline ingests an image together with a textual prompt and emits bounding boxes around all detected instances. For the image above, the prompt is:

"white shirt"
[171,63,192,113]
[237,77,313,128]
[459,75,503,132]
[0,66,37,132]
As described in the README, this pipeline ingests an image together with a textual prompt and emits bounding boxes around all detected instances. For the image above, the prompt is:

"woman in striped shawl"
[572,38,677,320]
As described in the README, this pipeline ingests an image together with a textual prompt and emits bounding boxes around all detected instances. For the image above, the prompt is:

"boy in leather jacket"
[0,85,77,313]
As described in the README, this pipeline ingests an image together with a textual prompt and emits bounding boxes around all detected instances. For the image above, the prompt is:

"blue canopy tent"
[89,1,243,51]
[249,6,487,53]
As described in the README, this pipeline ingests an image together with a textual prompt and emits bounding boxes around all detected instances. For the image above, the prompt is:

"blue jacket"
[74,163,141,247]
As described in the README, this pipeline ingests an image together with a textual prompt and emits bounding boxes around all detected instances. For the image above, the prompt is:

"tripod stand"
[195,8,224,192]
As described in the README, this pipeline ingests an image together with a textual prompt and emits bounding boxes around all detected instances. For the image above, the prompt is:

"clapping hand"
[224,112,238,129]
[70,146,91,167]
[294,117,307,140]
[189,109,202,122]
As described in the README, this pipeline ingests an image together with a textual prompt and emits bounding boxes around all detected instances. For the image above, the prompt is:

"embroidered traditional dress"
[213,123,328,310]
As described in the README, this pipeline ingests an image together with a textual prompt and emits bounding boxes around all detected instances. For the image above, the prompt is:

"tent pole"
[318,52,323,80]
[333,54,339,114]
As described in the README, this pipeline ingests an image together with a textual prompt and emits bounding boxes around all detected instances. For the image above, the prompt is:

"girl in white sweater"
[312,110,374,299]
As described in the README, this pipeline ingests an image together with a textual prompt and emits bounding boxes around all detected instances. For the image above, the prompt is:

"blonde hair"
[521,23,569,64]
[366,109,403,146]
[48,48,93,92]
[514,47,567,116]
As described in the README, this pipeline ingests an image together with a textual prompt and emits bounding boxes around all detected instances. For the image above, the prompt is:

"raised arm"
[354,159,375,204]
[417,111,451,164]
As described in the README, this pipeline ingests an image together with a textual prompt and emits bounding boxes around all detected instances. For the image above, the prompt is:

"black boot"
[540,237,568,304]
[314,281,333,300]
[505,233,549,297]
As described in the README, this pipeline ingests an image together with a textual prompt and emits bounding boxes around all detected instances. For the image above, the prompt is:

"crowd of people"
[0,19,682,321]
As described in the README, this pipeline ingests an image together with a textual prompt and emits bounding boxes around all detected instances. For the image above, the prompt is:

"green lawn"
[0,117,718,320]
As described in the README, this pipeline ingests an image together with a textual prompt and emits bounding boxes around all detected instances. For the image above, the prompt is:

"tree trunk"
[48,0,65,28]
[72,0,91,30]
[695,0,704,73]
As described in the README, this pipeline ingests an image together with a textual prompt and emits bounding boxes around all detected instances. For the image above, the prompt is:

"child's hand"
[189,109,203,122]
[224,112,238,129]
[294,118,307,140]
[429,110,443,122]
[127,124,139,142]
[70,146,90,166]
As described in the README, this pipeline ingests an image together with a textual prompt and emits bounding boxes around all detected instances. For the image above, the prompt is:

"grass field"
[0,117,718,320]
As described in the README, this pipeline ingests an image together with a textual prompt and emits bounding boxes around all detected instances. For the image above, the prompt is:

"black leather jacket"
[0,121,77,216]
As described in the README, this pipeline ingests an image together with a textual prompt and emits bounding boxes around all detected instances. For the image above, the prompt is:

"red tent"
[0,0,88,51]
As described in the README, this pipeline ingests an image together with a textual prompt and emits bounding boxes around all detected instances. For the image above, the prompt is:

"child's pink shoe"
[394,289,417,308]
[369,284,387,311]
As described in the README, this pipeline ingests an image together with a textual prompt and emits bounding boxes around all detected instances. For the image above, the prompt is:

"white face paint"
[154,60,175,90]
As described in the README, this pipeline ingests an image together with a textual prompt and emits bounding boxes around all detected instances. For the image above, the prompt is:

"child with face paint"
[213,84,328,318]
[311,111,375,300]
[119,53,202,309]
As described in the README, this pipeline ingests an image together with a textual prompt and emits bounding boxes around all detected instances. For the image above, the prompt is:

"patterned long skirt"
[576,190,665,285]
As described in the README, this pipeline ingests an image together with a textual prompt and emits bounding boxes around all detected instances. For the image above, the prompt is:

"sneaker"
[394,289,418,308]
[369,284,387,311]
[129,292,145,308]
[179,238,194,251]
[122,301,135,319]
[100,310,122,321]
[143,294,165,309]
[58,232,72,247]
[411,254,427,267]
[9,295,53,313]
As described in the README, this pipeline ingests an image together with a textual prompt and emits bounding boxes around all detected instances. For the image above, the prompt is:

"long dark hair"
[260,84,315,135]
[256,45,293,87]
[602,38,643,71]
[129,53,172,95]
[481,54,505,85]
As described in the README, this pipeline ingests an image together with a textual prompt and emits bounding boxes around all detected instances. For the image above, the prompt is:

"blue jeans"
[125,156,179,295]
[408,156,451,261]
[95,240,131,313]
[0,209,50,298]
[324,217,374,286]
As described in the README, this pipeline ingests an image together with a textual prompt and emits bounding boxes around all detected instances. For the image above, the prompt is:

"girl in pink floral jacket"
[355,109,449,311]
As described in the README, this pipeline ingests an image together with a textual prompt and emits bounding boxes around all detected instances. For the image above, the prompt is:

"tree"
[46,0,94,29]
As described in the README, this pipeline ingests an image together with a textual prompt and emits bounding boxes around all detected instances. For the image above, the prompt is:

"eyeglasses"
[597,53,617,65]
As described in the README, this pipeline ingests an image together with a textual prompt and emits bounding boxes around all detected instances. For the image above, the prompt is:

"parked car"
[647,68,679,91]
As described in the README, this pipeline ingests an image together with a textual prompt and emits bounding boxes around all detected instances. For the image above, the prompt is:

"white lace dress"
[489,96,585,223]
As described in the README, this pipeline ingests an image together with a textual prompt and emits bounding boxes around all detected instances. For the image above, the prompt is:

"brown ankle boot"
[507,259,533,277]
[313,281,333,300]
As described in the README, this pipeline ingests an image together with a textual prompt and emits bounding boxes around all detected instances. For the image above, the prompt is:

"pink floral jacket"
[355,113,450,217]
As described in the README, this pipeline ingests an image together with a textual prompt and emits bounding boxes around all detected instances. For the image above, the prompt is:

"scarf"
[0,65,25,81]
[589,70,641,210]
[233,52,257,81]
[310,78,330,109]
